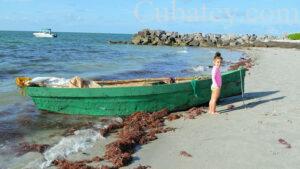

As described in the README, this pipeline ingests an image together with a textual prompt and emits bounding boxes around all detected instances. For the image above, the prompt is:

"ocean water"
[0,31,243,168]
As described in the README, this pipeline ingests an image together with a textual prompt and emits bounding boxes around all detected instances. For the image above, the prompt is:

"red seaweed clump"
[151,108,169,120]
[16,142,50,155]
[228,58,253,71]
[278,138,292,149]
[133,164,151,169]
[167,113,182,121]
[52,156,104,169]
[104,108,174,168]
[100,165,118,169]
[76,156,104,163]
[52,159,96,169]
[185,107,206,119]
[100,122,123,137]
[180,151,192,157]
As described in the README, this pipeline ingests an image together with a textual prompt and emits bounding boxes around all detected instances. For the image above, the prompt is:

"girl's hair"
[214,52,223,60]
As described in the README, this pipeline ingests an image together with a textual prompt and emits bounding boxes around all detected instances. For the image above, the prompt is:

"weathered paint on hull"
[25,69,245,116]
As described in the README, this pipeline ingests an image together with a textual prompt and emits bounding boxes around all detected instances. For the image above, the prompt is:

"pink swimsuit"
[211,66,222,89]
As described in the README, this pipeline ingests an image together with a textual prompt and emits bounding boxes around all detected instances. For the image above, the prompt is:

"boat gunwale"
[25,69,245,98]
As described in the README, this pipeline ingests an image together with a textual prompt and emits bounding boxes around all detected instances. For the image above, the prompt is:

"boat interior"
[94,76,210,87]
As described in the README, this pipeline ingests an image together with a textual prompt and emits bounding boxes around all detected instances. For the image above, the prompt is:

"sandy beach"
[9,47,300,169]
[122,47,300,169]
[2,1,300,168]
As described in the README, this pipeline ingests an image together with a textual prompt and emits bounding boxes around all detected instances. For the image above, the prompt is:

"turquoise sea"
[0,31,243,168]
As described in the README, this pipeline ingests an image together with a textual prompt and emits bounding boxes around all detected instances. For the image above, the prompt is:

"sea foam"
[39,128,103,168]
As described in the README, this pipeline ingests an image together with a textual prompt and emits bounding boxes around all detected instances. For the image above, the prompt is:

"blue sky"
[0,0,299,35]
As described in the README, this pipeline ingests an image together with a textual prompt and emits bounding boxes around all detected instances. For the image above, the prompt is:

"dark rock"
[141,37,150,45]
[108,41,128,44]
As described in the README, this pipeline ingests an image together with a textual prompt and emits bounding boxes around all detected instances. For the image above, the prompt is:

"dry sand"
[272,40,300,44]
[124,48,300,169]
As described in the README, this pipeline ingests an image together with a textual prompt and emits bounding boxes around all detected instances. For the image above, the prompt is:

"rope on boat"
[190,80,198,97]
[239,68,246,109]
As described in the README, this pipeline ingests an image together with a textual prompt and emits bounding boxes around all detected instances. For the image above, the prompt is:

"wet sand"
[123,48,300,169]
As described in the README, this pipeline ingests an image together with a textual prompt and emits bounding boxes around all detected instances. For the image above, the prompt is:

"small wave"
[39,128,102,168]
[21,117,122,168]
[0,143,5,150]
[192,65,206,72]
[176,50,188,54]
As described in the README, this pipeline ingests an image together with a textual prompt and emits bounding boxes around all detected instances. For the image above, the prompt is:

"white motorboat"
[33,29,57,38]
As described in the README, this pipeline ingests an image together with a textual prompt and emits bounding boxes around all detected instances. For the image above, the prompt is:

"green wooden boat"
[25,68,245,116]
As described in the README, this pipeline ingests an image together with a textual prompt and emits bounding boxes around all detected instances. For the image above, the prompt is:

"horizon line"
[0,29,134,35]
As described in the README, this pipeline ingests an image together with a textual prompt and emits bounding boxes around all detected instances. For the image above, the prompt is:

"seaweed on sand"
[228,58,253,71]
[133,164,151,169]
[180,151,192,157]
[52,156,104,169]
[278,138,292,149]
[185,107,206,119]
[104,108,175,167]
[100,122,123,137]
[52,159,96,169]
[167,113,182,121]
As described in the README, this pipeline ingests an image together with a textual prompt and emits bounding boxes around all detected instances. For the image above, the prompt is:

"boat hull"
[33,32,57,38]
[25,69,245,116]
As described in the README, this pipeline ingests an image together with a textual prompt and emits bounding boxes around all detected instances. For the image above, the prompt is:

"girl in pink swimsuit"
[209,52,223,114]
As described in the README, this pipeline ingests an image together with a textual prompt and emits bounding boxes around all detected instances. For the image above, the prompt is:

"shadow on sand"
[219,90,285,113]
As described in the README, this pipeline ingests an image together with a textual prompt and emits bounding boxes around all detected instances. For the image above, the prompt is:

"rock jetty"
[130,29,279,47]
[110,29,300,49]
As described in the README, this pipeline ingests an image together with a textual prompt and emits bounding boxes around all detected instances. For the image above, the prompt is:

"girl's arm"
[211,67,217,87]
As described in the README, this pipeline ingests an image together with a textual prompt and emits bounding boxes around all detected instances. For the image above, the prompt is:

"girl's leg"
[212,88,221,113]
[209,89,216,114]
[209,93,212,113]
